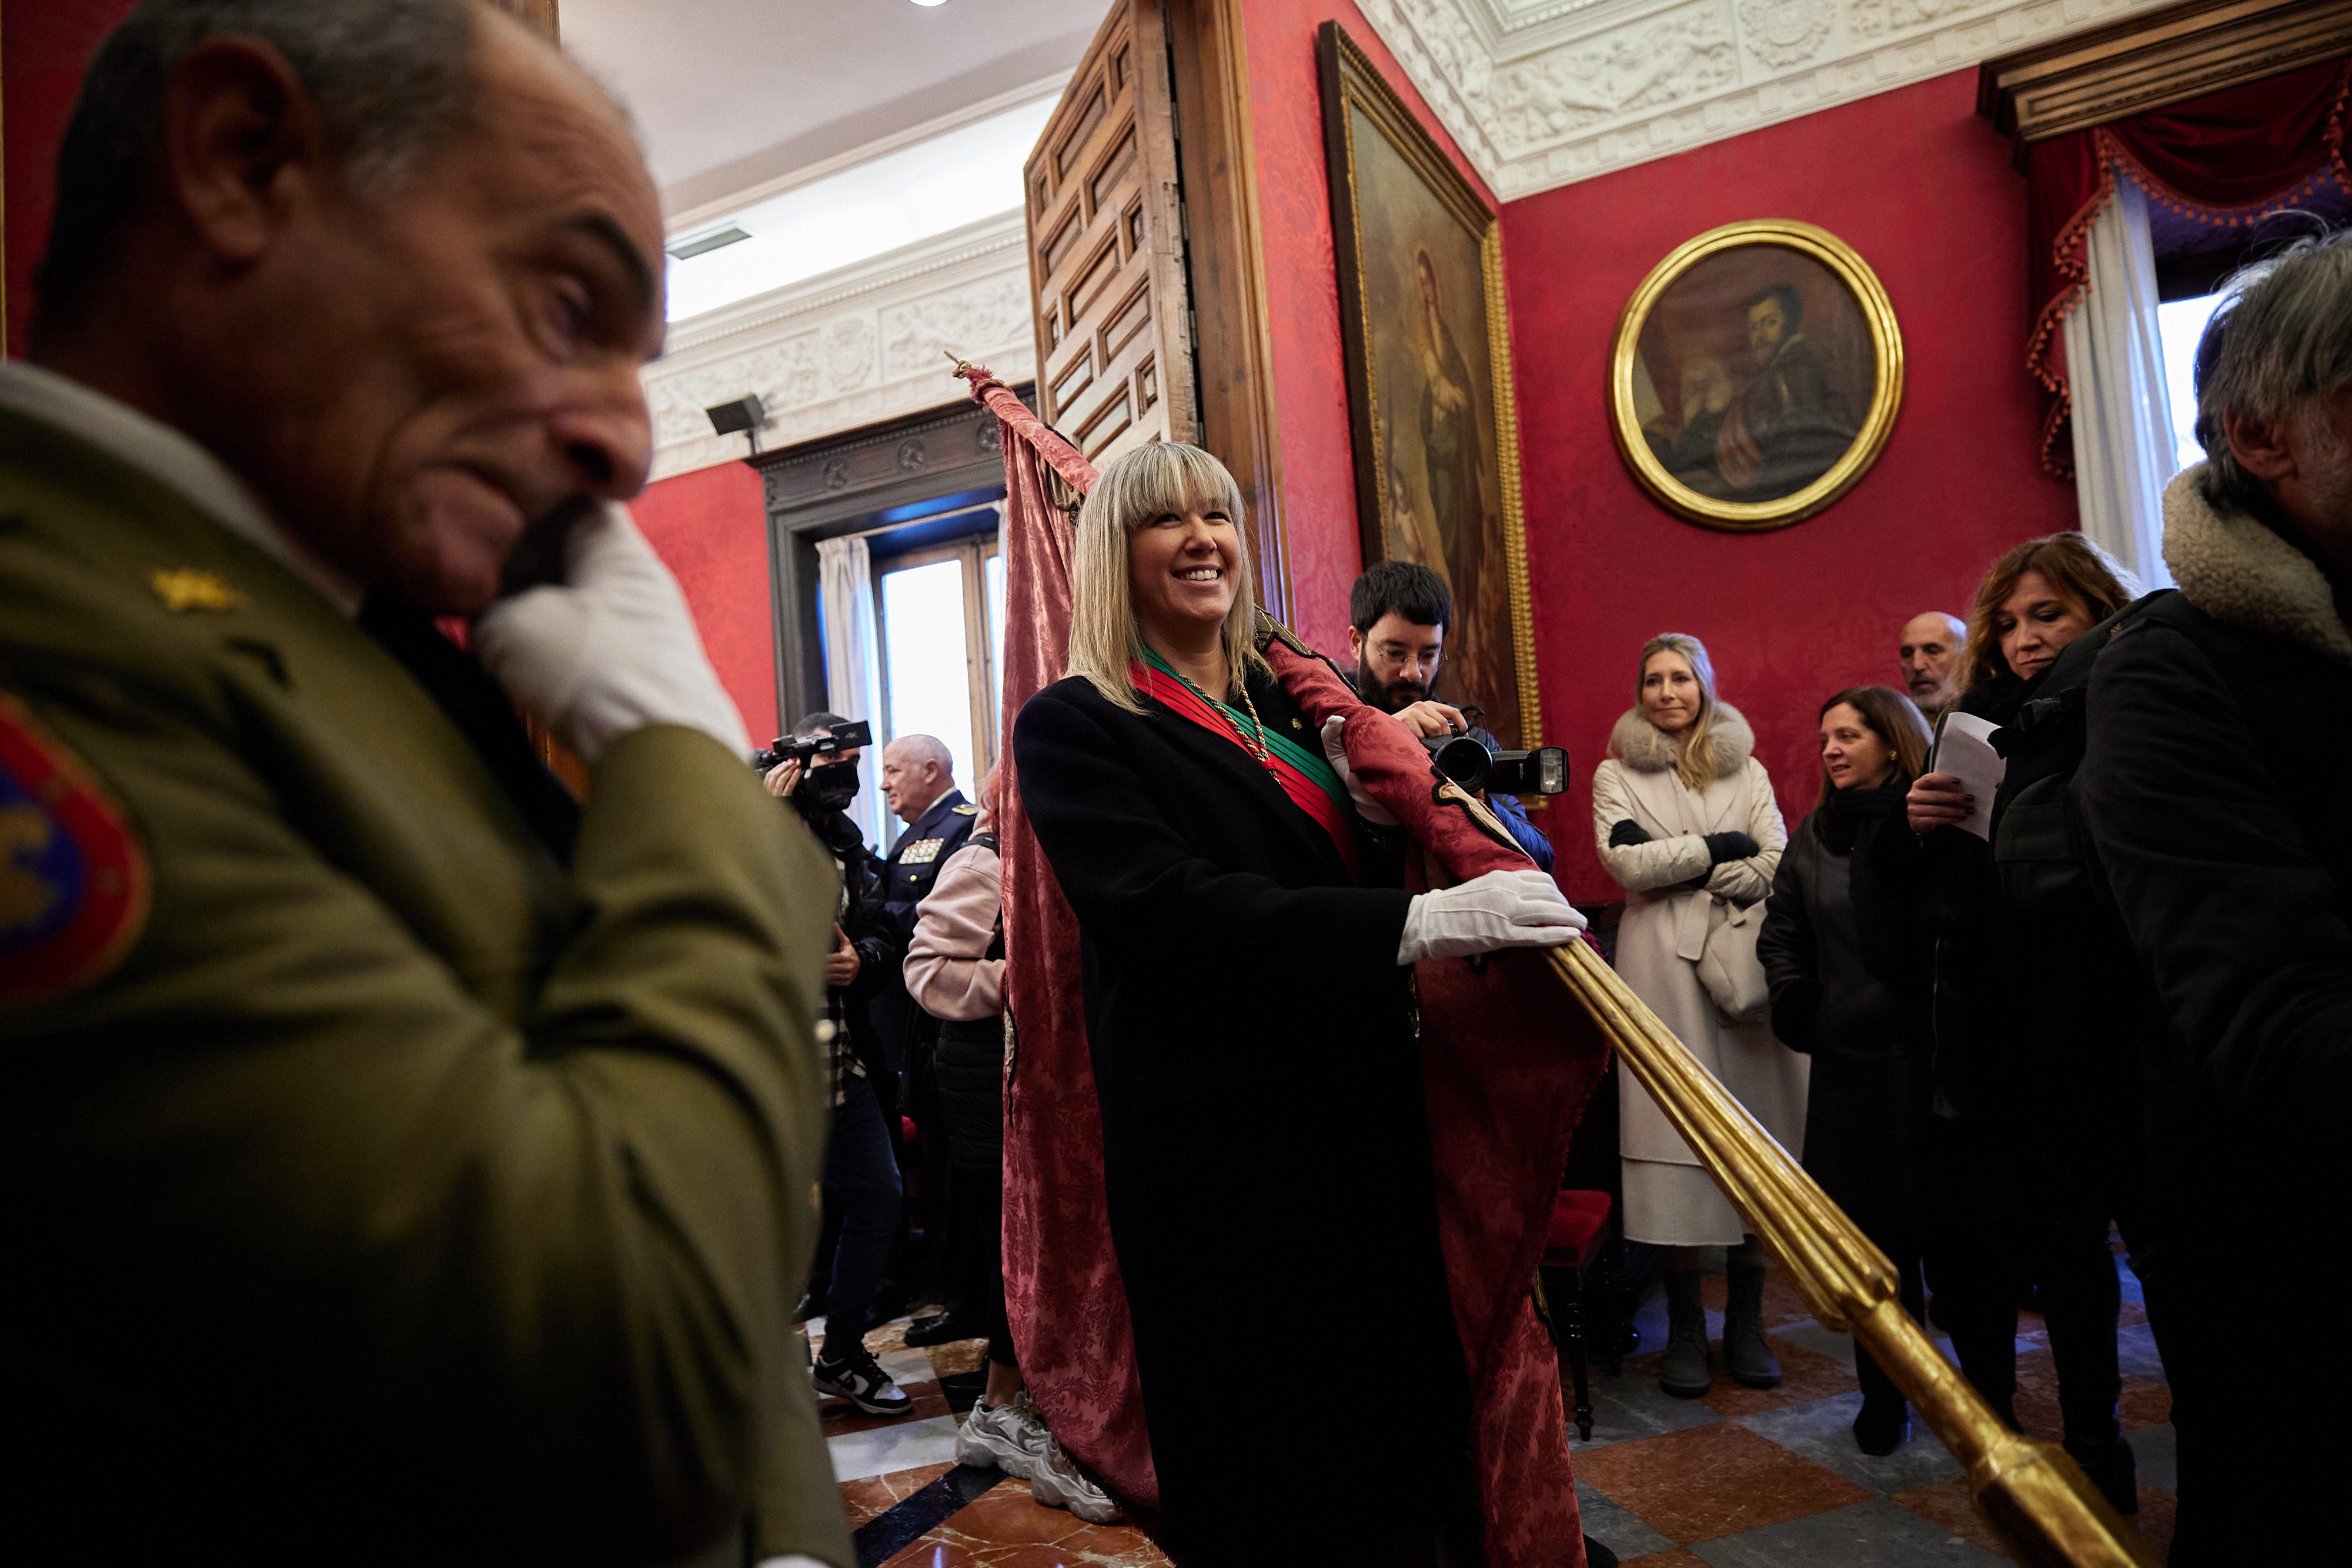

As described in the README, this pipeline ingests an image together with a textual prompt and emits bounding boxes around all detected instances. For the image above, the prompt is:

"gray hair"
[33,0,481,333]
[884,734,954,777]
[2194,229,2352,512]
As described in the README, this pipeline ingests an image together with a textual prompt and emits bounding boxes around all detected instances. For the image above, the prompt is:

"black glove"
[1608,818,1651,848]
[1770,979,1822,1052]
[1703,830,1759,864]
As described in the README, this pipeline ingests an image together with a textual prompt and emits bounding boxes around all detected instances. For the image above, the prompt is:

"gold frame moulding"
[1612,219,1905,533]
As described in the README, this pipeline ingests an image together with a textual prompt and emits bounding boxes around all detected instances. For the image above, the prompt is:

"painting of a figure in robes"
[1319,22,1538,752]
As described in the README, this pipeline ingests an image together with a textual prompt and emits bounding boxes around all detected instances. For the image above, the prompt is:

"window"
[872,527,1004,808]
[2156,293,2225,473]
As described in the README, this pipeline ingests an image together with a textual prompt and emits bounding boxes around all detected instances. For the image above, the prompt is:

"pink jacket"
[904,837,1002,1022]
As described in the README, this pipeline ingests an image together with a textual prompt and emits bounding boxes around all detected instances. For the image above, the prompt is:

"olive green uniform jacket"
[0,402,850,1566]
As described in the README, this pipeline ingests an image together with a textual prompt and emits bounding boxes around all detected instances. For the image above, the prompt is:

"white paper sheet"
[1932,712,2007,841]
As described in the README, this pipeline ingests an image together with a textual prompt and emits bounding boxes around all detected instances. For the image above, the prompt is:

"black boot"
[1722,1261,1782,1389]
[1658,1269,1711,1398]
[2065,1431,2139,1515]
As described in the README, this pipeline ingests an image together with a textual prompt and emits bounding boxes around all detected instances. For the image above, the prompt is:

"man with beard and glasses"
[1345,560,1552,870]
[766,714,913,1419]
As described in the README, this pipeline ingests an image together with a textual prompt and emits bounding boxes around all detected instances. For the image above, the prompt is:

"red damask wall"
[1240,19,2078,900]
[4,0,141,356]
[1502,70,2077,900]
[1241,0,1496,659]
[629,462,779,745]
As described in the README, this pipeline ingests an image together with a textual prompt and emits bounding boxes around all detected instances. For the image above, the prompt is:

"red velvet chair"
[1539,1189,1615,1442]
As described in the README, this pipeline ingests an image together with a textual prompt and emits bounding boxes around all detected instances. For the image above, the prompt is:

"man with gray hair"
[2,3,846,1563]
[2076,231,2352,1563]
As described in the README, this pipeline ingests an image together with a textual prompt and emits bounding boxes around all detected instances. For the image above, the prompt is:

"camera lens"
[1424,733,1492,791]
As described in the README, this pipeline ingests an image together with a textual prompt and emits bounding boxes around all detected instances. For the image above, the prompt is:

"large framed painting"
[1612,220,1904,531]
[1318,21,1539,753]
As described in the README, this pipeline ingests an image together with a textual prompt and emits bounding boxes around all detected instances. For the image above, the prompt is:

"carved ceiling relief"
[1739,0,1837,66]
[1489,4,1741,150]
[1358,0,2171,196]
[881,274,1030,380]
[642,262,1034,482]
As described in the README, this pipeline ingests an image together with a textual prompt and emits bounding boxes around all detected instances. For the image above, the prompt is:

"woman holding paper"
[1592,633,1803,1402]
[1900,531,2143,1511]
[1759,687,2021,1456]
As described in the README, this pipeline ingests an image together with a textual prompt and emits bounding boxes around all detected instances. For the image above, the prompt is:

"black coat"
[1013,669,1471,1562]
[2077,595,2352,1258]
[1759,783,1929,1243]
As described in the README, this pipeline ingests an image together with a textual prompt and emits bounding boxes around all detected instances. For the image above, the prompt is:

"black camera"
[1422,731,1571,797]
[751,719,874,773]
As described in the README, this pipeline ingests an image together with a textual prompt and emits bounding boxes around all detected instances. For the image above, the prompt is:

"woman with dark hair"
[1012,440,1582,1562]
[1758,687,1985,1454]
[1901,531,2146,1510]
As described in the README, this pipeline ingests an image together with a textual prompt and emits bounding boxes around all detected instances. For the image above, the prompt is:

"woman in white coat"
[1591,633,1807,1400]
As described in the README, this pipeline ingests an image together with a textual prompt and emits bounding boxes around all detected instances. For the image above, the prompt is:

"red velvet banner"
[963,363,1610,1563]
[2026,59,2351,478]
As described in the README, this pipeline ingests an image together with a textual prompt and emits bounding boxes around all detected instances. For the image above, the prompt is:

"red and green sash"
[1131,648,1360,881]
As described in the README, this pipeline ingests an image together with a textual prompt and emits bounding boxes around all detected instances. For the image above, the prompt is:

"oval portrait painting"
[1612,220,1903,531]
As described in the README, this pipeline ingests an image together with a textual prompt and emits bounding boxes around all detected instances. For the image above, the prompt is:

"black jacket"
[2077,591,2352,1243]
[1759,781,1929,1238]
[796,801,897,1073]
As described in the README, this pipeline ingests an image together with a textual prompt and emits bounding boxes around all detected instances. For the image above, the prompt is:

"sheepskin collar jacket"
[1609,702,1756,778]
[2164,466,2352,667]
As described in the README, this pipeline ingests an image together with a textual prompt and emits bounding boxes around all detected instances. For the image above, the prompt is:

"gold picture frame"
[1318,21,1540,754]
[1612,220,1904,532]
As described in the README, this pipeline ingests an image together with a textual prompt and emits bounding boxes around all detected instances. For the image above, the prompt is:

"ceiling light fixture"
[910,0,948,8]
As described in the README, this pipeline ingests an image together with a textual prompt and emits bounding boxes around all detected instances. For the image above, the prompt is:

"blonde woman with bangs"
[1591,632,1804,1402]
[1013,442,1579,1561]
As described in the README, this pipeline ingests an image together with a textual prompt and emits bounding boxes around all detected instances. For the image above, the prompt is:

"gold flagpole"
[1430,781,2158,1567]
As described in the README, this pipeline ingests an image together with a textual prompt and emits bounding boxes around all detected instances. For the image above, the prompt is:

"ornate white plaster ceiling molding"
[1352,0,2180,199]
[643,211,1033,482]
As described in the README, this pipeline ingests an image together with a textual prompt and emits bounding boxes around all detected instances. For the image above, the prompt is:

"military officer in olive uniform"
[1,5,846,1564]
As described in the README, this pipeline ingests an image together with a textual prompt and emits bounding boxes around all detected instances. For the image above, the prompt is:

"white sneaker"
[1028,1433,1122,1524]
[955,1389,1051,1478]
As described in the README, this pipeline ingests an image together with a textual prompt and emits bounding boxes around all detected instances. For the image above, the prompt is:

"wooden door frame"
[1165,0,1289,625]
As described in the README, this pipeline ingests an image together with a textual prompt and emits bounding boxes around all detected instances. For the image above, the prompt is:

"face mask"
[803,758,861,811]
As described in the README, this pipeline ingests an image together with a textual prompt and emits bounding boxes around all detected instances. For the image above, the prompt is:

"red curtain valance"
[2025,58,2351,478]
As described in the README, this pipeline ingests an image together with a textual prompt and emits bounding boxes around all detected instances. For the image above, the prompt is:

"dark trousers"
[934,1024,1014,1368]
[818,1072,903,1361]
[1855,1115,2019,1416]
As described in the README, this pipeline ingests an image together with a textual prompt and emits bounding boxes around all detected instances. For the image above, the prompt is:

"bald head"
[1899,612,1967,715]
[883,735,956,824]
[33,0,664,616]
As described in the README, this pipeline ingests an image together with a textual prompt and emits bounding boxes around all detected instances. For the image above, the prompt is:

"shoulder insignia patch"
[151,567,246,614]
[952,803,979,815]
[899,838,946,865]
[0,693,151,1005]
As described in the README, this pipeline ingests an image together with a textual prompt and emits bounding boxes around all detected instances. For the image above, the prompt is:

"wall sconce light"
[706,394,768,457]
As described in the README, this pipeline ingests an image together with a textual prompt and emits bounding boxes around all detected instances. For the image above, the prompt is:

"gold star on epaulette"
[150,568,246,613]
[952,803,979,815]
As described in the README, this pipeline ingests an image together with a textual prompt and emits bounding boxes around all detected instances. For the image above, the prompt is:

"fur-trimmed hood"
[2164,466,2352,667]
[1609,702,1755,777]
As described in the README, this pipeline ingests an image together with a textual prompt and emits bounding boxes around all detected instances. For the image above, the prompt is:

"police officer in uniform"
[1,5,844,1563]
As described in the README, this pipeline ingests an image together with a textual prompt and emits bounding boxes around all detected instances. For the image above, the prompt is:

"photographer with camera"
[1344,561,1553,870]
[763,713,914,1418]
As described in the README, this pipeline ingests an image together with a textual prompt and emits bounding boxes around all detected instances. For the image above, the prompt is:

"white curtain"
[2064,179,2176,590]
[816,534,887,847]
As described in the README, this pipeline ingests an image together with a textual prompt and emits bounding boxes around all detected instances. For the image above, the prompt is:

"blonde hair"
[1065,442,1264,714]
[1635,632,1723,794]
[1959,531,2137,693]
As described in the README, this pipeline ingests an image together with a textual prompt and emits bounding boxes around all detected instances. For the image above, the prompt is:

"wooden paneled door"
[1025,2,1200,470]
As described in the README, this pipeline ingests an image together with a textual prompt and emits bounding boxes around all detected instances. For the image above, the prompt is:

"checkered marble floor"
[811,1243,2169,1566]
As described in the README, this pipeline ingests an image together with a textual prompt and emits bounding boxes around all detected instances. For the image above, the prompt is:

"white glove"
[1320,714,1399,827]
[1398,868,1587,965]
[475,502,750,765]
